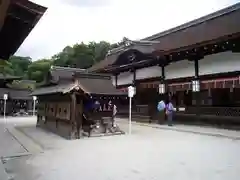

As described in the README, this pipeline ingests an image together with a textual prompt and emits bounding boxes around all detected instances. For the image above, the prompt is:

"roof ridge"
[74,71,111,79]
[51,65,86,72]
[143,2,240,41]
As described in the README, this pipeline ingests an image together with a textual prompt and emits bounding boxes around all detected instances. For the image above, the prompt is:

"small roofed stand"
[32,66,127,139]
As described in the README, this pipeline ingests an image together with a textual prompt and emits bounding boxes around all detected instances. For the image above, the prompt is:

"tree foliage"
[0,39,125,85]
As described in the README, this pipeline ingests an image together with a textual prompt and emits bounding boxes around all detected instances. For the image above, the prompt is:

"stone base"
[37,118,125,140]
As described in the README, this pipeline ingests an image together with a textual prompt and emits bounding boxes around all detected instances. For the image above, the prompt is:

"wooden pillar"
[55,103,58,128]
[77,98,83,139]
[132,68,136,86]
[157,64,167,123]
[70,92,77,139]
[161,65,165,80]
[194,58,200,117]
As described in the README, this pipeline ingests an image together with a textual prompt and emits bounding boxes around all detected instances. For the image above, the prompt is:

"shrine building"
[89,3,240,125]
[32,66,127,139]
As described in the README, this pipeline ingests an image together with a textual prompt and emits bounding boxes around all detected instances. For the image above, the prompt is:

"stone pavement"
[117,118,240,140]
[0,124,25,180]
[0,161,8,180]
[0,116,41,180]
[4,122,240,180]
[1,116,240,180]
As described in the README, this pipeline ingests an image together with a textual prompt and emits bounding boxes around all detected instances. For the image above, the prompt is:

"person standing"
[157,100,166,124]
[108,101,117,127]
[165,100,175,126]
[112,104,117,126]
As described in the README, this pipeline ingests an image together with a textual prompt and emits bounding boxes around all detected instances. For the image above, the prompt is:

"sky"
[16,0,239,60]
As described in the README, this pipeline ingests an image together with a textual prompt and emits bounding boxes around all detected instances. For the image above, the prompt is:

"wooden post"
[55,103,58,128]
[194,58,200,118]
[133,69,136,86]
[70,92,77,139]
[78,98,83,138]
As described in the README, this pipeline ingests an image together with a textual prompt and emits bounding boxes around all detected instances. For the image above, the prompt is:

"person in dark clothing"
[165,100,175,126]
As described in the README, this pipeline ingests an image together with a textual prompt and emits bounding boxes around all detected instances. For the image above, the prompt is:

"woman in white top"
[109,101,117,127]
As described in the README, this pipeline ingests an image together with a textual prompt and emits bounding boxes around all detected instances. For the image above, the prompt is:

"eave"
[0,0,47,59]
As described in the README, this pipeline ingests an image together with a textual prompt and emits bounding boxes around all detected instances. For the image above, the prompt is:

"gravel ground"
[1,116,240,180]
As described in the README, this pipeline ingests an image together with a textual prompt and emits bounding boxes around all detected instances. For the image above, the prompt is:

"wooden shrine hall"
[89,3,240,127]
[32,66,127,139]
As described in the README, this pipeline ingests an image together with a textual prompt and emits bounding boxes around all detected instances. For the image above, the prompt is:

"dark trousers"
[167,113,173,126]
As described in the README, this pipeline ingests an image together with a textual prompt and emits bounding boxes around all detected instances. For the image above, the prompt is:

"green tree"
[51,41,111,69]
[91,41,111,63]
[9,56,32,77]
[0,60,14,75]
[27,59,52,82]
[0,39,123,84]
[52,46,74,67]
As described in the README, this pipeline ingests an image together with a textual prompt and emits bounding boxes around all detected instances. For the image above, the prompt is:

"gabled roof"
[88,40,158,72]
[31,82,78,96]
[32,67,126,96]
[75,73,125,95]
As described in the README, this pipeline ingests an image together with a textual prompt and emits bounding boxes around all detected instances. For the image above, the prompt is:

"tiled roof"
[88,2,240,72]
[76,75,126,95]
[32,67,126,96]
[0,88,32,100]
[50,66,86,80]
[88,41,157,72]
[31,82,77,96]
[143,2,240,41]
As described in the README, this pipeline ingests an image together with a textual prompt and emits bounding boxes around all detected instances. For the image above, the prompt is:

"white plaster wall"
[199,51,240,75]
[114,51,240,85]
[117,71,133,85]
[165,60,195,79]
[136,66,162,80]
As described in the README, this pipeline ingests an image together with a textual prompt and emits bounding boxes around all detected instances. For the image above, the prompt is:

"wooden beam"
[132,69,136,86]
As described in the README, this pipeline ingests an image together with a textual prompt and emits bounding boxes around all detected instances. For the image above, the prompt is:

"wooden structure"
[0,74,33,115]
[32,66,127,139]
[89,3,240,126]
[0,0,47,59]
